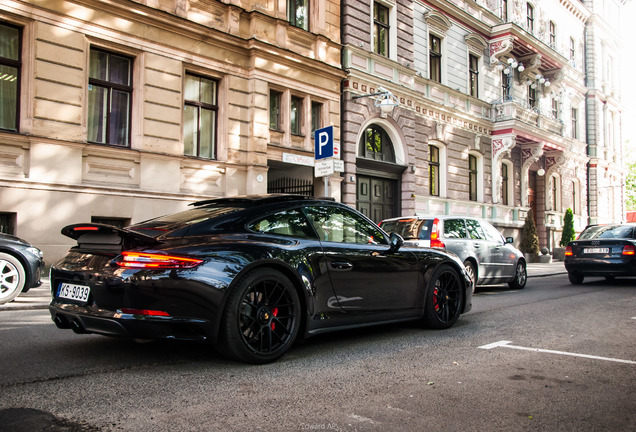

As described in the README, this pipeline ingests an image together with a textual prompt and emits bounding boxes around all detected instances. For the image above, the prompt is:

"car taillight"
[120,308,170,317]
[430,218,445,248]
[114,251,203,269]
[565,246,573,256]
[622,245,635,256]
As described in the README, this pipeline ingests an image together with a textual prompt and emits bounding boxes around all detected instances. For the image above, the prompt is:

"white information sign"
[333,159,344,172]
[314,159,335,177]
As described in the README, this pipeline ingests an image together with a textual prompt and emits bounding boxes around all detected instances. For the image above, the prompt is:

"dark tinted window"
[443,219,466,239]
[129,205,245,237]
[380,218,433,240]
[305,206,387,245]
[249,209,315,239]
[579,225,635,240]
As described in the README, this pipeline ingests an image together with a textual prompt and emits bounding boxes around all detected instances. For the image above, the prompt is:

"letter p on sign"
[314,126,334,160]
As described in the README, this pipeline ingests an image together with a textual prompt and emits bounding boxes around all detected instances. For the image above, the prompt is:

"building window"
[528,85,537,109]
[88,48,133,146]
[0,22,20,132]
[526,4,534,33]
[429,145,440,196]
[502,0,508,21]
[570,37,576,64]
[571,108,578,139]
[502,162,509,205]
[311,102,322,134]
[469,154,478,201]
[469,54,479,98]
[290,96,303,136]
[551,98,560,120]
[373,2,389,57]
[549,21,556,47]
[288,0,309,31]
[429,34,442,83]
[552,175,559,211]
[359,124,395,162]
[572,181,577,214]
[502,70,511,100]
[184,73,218,159]
[269,90,282,131]
[0,212,16,235]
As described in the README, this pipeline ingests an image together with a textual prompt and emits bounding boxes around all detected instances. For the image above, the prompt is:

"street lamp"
[496,58,524,101]
[352,86,399,116]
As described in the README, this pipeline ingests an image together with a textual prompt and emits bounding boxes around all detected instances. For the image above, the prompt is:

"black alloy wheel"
[508,260,527,289]
[423,264,463,329]
[221,268,301,364]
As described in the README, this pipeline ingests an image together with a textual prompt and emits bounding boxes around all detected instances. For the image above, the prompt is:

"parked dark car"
[49,195,472,364]
[564,223,636,284]
[0,233,45,305]
[379,215,527,290]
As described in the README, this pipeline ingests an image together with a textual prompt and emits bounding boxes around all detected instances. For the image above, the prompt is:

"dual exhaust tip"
[54,314,86,334]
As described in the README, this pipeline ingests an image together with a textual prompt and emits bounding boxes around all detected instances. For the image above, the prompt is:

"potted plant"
[520,210,540,262]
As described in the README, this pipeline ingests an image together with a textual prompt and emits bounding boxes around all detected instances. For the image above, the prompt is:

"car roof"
[381,215,483,222]
[190,194,335,207]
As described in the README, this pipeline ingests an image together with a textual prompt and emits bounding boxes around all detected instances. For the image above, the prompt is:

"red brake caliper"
[271,308,279,330]
[433,288,440,312]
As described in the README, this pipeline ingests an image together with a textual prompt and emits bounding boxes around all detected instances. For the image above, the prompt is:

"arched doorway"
[356,124,405,222]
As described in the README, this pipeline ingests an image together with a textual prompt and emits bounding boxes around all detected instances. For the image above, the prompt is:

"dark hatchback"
[0,233,45,305]
[49,195,472,363]
[564,223,636,284]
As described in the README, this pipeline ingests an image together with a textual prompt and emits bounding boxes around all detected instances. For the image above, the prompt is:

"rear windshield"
[380,218,433,240]
[578,225,635,240]
[128,205,246,237]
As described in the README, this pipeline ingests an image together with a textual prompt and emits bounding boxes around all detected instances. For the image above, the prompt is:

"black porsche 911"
[49,195,472,363]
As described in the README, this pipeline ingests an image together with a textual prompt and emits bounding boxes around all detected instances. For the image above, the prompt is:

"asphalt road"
[0,273,634,432]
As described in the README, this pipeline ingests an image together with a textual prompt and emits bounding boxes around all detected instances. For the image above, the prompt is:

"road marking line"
[479,340,636,365]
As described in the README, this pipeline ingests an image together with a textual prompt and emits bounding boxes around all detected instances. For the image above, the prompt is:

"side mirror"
[388,232,404,253]
[505,237,514,244]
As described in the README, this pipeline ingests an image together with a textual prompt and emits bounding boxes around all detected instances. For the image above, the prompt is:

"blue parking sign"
[314,126,334,160]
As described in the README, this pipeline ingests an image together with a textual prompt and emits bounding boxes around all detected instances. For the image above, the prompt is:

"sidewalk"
[0,261,568,312]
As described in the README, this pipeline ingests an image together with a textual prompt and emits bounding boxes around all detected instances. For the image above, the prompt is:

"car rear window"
[128,205,246,237]
[578,225,635,240]
[380,218,433,240]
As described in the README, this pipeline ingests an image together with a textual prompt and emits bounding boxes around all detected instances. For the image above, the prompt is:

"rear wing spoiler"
[61,223,160,254]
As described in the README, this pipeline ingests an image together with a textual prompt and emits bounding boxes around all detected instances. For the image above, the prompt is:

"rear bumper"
[564,258,636,276]
[49,301,216,342]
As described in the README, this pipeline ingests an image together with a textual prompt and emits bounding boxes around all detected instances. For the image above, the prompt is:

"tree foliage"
[520,210,540,254]
[627,158,636,211]
[560,208,576,247]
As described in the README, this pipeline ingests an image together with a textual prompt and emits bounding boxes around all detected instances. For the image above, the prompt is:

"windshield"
[578,225,635,240]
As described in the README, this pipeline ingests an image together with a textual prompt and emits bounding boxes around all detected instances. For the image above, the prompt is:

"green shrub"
[520,210,540,255]
[560,208,576,247]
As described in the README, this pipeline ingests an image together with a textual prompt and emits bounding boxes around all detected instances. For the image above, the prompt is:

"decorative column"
[521,144,544,207]
[491,136,515,204]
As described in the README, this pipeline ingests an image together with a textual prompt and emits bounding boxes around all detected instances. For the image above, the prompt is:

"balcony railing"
[492,99,564,136]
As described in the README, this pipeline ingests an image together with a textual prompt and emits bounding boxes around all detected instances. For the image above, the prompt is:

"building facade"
[341,0,626,251]
[0,0,343,264]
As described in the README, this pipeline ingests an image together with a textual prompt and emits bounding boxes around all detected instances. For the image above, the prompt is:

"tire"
[568,272,584,285]
[220,268,301,364]
[423,264,463,329]
[0,252,26,305]
[508,260,527,290]
[463,260,477,293]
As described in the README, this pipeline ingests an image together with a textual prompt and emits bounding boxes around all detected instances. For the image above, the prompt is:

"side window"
[480,221,505,244]
[465,219,486,240]
[249,209,315,238]
[443,219,467,239]
[304,206,387,245]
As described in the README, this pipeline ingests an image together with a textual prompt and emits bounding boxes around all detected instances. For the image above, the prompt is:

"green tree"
[560,208,576,247]
[520,210,540,255]
[627,158,636,211]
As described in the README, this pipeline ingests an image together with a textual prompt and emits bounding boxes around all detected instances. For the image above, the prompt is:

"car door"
[479,219,516,279]
[303,205,420,315]
[465,218,495,280]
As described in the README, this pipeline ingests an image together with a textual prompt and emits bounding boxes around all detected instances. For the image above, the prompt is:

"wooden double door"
[356,175,398,223]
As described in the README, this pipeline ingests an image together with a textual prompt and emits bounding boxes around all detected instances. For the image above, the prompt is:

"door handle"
[330,261,353,270]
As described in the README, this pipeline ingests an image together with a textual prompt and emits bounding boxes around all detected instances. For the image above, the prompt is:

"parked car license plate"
[58,283,90,303]
[583,247,609,254]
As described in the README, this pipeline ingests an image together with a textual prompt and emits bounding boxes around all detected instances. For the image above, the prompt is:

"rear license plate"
[58,283,90,303]
[583,247,609,254]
